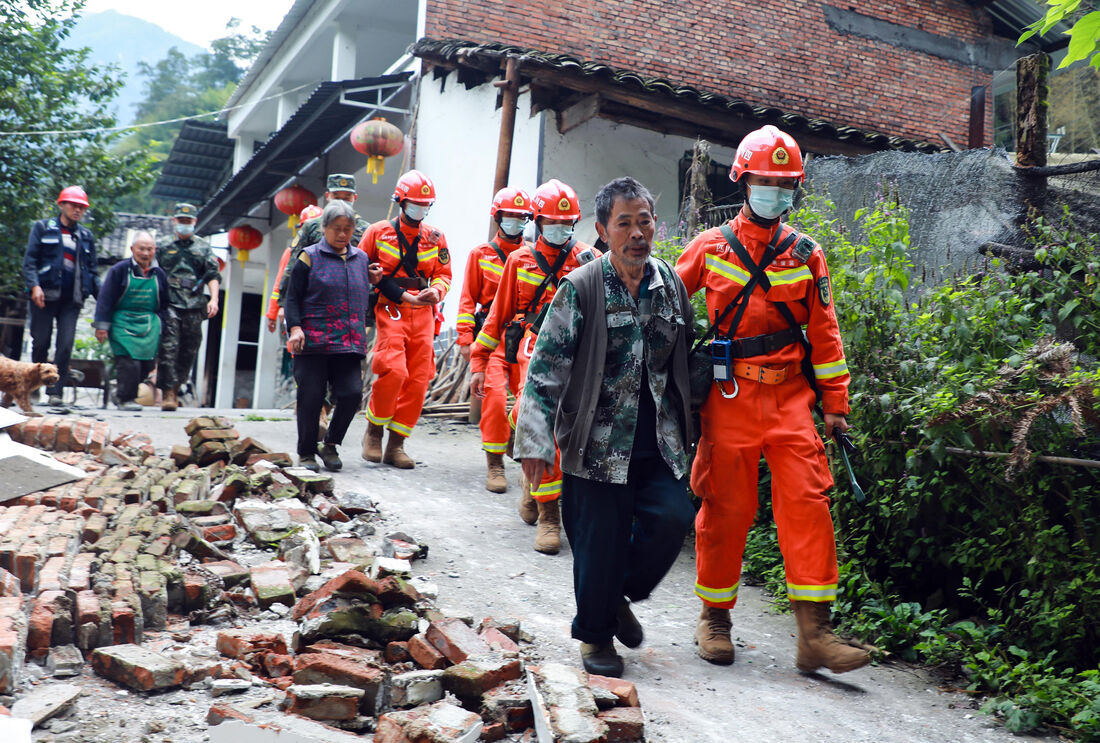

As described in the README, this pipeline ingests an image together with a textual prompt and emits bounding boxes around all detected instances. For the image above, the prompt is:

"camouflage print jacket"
[514,254,694,484]
[156,235,221,310]
[277,214,370,307]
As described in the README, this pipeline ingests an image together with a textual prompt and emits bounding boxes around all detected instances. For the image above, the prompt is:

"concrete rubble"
[0,415,647,742]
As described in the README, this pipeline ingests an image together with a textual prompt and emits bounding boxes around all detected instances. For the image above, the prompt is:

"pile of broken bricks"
[0,415,647,742]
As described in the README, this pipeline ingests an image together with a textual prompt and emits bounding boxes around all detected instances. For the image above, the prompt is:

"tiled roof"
[152,120,234,206]
[97,213,174,260]
[412,38,943,155]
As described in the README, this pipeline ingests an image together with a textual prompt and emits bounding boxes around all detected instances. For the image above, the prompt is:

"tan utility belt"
[732,361,799,385]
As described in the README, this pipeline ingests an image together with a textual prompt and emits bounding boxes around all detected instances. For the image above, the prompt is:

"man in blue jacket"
[22,186,101,406]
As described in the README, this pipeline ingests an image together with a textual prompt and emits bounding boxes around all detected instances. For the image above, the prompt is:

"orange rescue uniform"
[265,247,293,324]
[358,217,453,437]
[471,237,599,501]
[676,210,850,610]
[457,236,527,455]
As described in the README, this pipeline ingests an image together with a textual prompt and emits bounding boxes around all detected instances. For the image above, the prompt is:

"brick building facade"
[426,0,1006,146]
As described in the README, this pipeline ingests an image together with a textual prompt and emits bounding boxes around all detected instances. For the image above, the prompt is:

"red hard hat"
[299,204,323,222]
[531,179,580,221]
[392,170,436,205]
[56,186,90,207]
[730,125,805,182]
[490,187,534,218]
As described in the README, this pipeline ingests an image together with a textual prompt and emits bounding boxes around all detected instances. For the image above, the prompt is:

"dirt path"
[92,407,1047,743]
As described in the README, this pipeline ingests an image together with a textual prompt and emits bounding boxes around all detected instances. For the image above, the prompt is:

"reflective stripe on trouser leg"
[530,448,563,503]
[766,375,838,598]
[481,352,520,453]
[383,305,436,438]
[366,306,410,425]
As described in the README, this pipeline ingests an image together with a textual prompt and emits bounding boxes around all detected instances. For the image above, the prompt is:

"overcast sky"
[83,0,294,47]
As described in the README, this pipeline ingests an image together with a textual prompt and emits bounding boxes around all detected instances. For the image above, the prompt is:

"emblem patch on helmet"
[420,185,432,196]
[438,247,450,264]
[773,147,790,165]
[818,276,831,306]
[513,195,525,207]
[557,197,571,211]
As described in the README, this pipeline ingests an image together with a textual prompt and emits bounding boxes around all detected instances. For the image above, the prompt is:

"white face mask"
[541,223,574,246]
[747,185,795,220]
[175,223,195,237]
[498,217,526,238]
[403,203,431,222]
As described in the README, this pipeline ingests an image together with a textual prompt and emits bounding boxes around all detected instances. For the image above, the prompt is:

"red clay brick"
[588,674,640,707]
[293,653,386,714]
[426,617,491,664]
[599,706,645,741]
[408,633,448,670]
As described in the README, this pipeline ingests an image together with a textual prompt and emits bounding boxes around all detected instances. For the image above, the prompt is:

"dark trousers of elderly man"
[514,206,696,677]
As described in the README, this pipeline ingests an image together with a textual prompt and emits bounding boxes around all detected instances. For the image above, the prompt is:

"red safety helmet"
[299,204,323,222]
[392,170,436,205]
[490,187,534,218]
[56,185,90,207]
[730,125,805,183]
[531,179,580,221]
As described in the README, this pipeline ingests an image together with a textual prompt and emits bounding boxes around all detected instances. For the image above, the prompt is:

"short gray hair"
[321,199,356,228]
[594,177,655,227]
[130,230,154,246]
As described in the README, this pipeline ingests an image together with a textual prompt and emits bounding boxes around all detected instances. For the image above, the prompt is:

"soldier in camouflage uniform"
[513,177,695,679]
[275,174,370,310]
[156,203,221,411]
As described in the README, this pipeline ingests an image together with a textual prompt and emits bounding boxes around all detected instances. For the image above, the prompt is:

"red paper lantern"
[350,117,405,184]
[274,185,317,231]
[228,224,263,263]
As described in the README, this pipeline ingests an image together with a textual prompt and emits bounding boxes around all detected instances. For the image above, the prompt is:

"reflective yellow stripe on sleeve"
[705,254,750,287]
[813,359,849,380]
[457,313,476,325]
[475,331,500,350]
[517,268,544,286]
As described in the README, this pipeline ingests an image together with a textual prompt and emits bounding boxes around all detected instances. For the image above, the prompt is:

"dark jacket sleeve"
[377,276,405,303]
[155,267,170,324]
[23,220,44,291]
[283,255,311,330]
[92,261,126,329]
[201,249,221,287]
[85,230,101,298]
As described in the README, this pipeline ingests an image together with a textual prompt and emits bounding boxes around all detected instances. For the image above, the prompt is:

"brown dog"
[0,356,60,414]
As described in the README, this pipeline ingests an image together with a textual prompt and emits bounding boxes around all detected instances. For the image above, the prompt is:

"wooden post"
[682,139,712,239]
[1015,53,1049,168]
[968,85,986,149]
[489,56,521,240]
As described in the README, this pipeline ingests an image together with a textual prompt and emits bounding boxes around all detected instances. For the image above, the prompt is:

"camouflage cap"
[173,203,198,218]
[326,174,357,193]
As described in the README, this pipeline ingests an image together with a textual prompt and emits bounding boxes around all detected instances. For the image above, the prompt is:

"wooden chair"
[67,359,111,408]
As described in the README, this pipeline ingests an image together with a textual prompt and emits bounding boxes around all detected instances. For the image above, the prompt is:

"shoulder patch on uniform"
[297,252,312,267]
[438,247,450,264]
[291,234,301,249]
[818,276,831,306]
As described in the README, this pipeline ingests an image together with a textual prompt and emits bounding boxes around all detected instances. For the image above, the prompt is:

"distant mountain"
[63,10,203,124]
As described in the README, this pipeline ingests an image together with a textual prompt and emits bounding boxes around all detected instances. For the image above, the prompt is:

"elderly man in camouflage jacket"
[156,203,221,410]
[514,176,695,678]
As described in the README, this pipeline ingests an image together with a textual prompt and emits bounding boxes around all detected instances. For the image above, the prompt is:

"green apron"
[110,272,161,360]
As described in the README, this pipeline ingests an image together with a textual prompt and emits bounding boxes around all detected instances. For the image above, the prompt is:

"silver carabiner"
[717,378,740,399]
[385,304,402,321]
[522,335,536,358]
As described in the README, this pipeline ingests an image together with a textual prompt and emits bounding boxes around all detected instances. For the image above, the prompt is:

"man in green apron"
[93,232,169,410]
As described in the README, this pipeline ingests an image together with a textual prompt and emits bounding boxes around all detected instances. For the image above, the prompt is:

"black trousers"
[561,457,695,644]
[29,299,81,396]
[293,353,363,456]
[114,355,155,404]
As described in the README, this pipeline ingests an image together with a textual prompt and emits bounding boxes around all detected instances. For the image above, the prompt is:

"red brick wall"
[425,0,995,146]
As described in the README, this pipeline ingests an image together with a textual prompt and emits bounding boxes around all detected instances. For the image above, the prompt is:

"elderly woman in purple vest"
[284,200,407,471]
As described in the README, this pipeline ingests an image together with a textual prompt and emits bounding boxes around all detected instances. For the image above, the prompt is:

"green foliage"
[1019,1,1100,70]
[0,0,154,296]
[113,19,269,213]
[730,195,1100,739]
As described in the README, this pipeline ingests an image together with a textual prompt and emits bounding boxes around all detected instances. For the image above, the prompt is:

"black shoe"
[298,455,320,472]
[47,394,64,406]
[116,400,143,412]
[615,599,644,649]
[580,642,624,678]
[318,443,342,472]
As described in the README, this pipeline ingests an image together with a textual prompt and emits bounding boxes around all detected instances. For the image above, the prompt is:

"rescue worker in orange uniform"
[676,125,870,674]
[471,179,599,554]
[267,204,323,333]
[359,170,452,469]
[457,187,534,494]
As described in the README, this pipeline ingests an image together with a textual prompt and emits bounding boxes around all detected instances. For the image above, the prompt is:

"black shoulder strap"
[522,241,572,315]
[488,239,508,264]
[390,218,423,278]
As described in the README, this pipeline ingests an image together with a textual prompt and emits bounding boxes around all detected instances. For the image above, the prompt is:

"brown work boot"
[486,452,507,493]
[695,604,735,665]
[518,478,538,525]
[382,432,415,469]
[161,389,178,412]
[533,498,561,554]
[791,600,872,674]
[361,423,384,462]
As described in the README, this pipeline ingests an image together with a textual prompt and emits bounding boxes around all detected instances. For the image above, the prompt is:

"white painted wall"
[415,70,543,328]
[540,115,739,244]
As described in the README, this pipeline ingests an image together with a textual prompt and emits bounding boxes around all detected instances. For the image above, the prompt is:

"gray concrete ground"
[69,403,1047,743]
